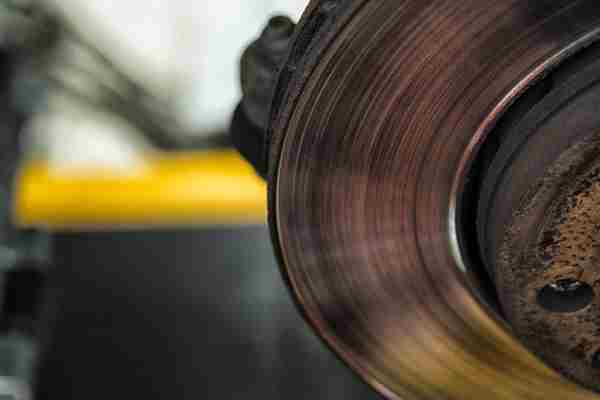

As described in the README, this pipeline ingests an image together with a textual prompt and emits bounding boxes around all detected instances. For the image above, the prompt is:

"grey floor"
[34,226,380,399]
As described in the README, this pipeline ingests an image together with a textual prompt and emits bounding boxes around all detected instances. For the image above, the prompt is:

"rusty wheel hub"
[477,44,600,389]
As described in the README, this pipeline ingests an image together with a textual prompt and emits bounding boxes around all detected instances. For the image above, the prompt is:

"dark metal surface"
[232,16,296,177]
[267,0,600,398]
[241,15,295,132]
[33,228,380,400]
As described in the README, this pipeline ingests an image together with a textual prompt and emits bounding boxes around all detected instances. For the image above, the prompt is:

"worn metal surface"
[497,134,600,390]
[268,0,600,398]
[476,41,600,389]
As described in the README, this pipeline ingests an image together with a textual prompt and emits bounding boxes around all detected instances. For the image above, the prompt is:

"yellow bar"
[14,150,267,230]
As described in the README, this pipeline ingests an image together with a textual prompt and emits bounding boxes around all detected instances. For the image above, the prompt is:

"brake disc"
[237,0,600,398]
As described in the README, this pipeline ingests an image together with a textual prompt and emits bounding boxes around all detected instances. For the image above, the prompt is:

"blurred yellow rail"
[14,150,267,230]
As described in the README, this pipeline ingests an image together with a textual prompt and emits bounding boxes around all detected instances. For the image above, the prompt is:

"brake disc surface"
[267,1,600,399]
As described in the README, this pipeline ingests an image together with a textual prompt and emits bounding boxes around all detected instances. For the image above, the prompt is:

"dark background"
[34,226,380,399]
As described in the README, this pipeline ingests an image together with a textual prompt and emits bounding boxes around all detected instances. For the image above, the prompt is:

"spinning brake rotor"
[234,0,600,398]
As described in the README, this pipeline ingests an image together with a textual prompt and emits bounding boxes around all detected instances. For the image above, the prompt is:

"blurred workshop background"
[0,0,382,399]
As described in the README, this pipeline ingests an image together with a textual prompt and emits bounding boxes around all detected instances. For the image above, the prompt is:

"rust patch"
[497,134,600,390]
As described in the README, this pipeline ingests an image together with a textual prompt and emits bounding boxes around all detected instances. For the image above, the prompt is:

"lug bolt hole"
[537,279,594,313]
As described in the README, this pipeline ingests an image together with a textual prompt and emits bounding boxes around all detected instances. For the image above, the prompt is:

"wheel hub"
[476,43,600,389]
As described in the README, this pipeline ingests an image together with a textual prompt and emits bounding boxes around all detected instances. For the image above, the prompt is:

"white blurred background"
[27,0,308,168]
